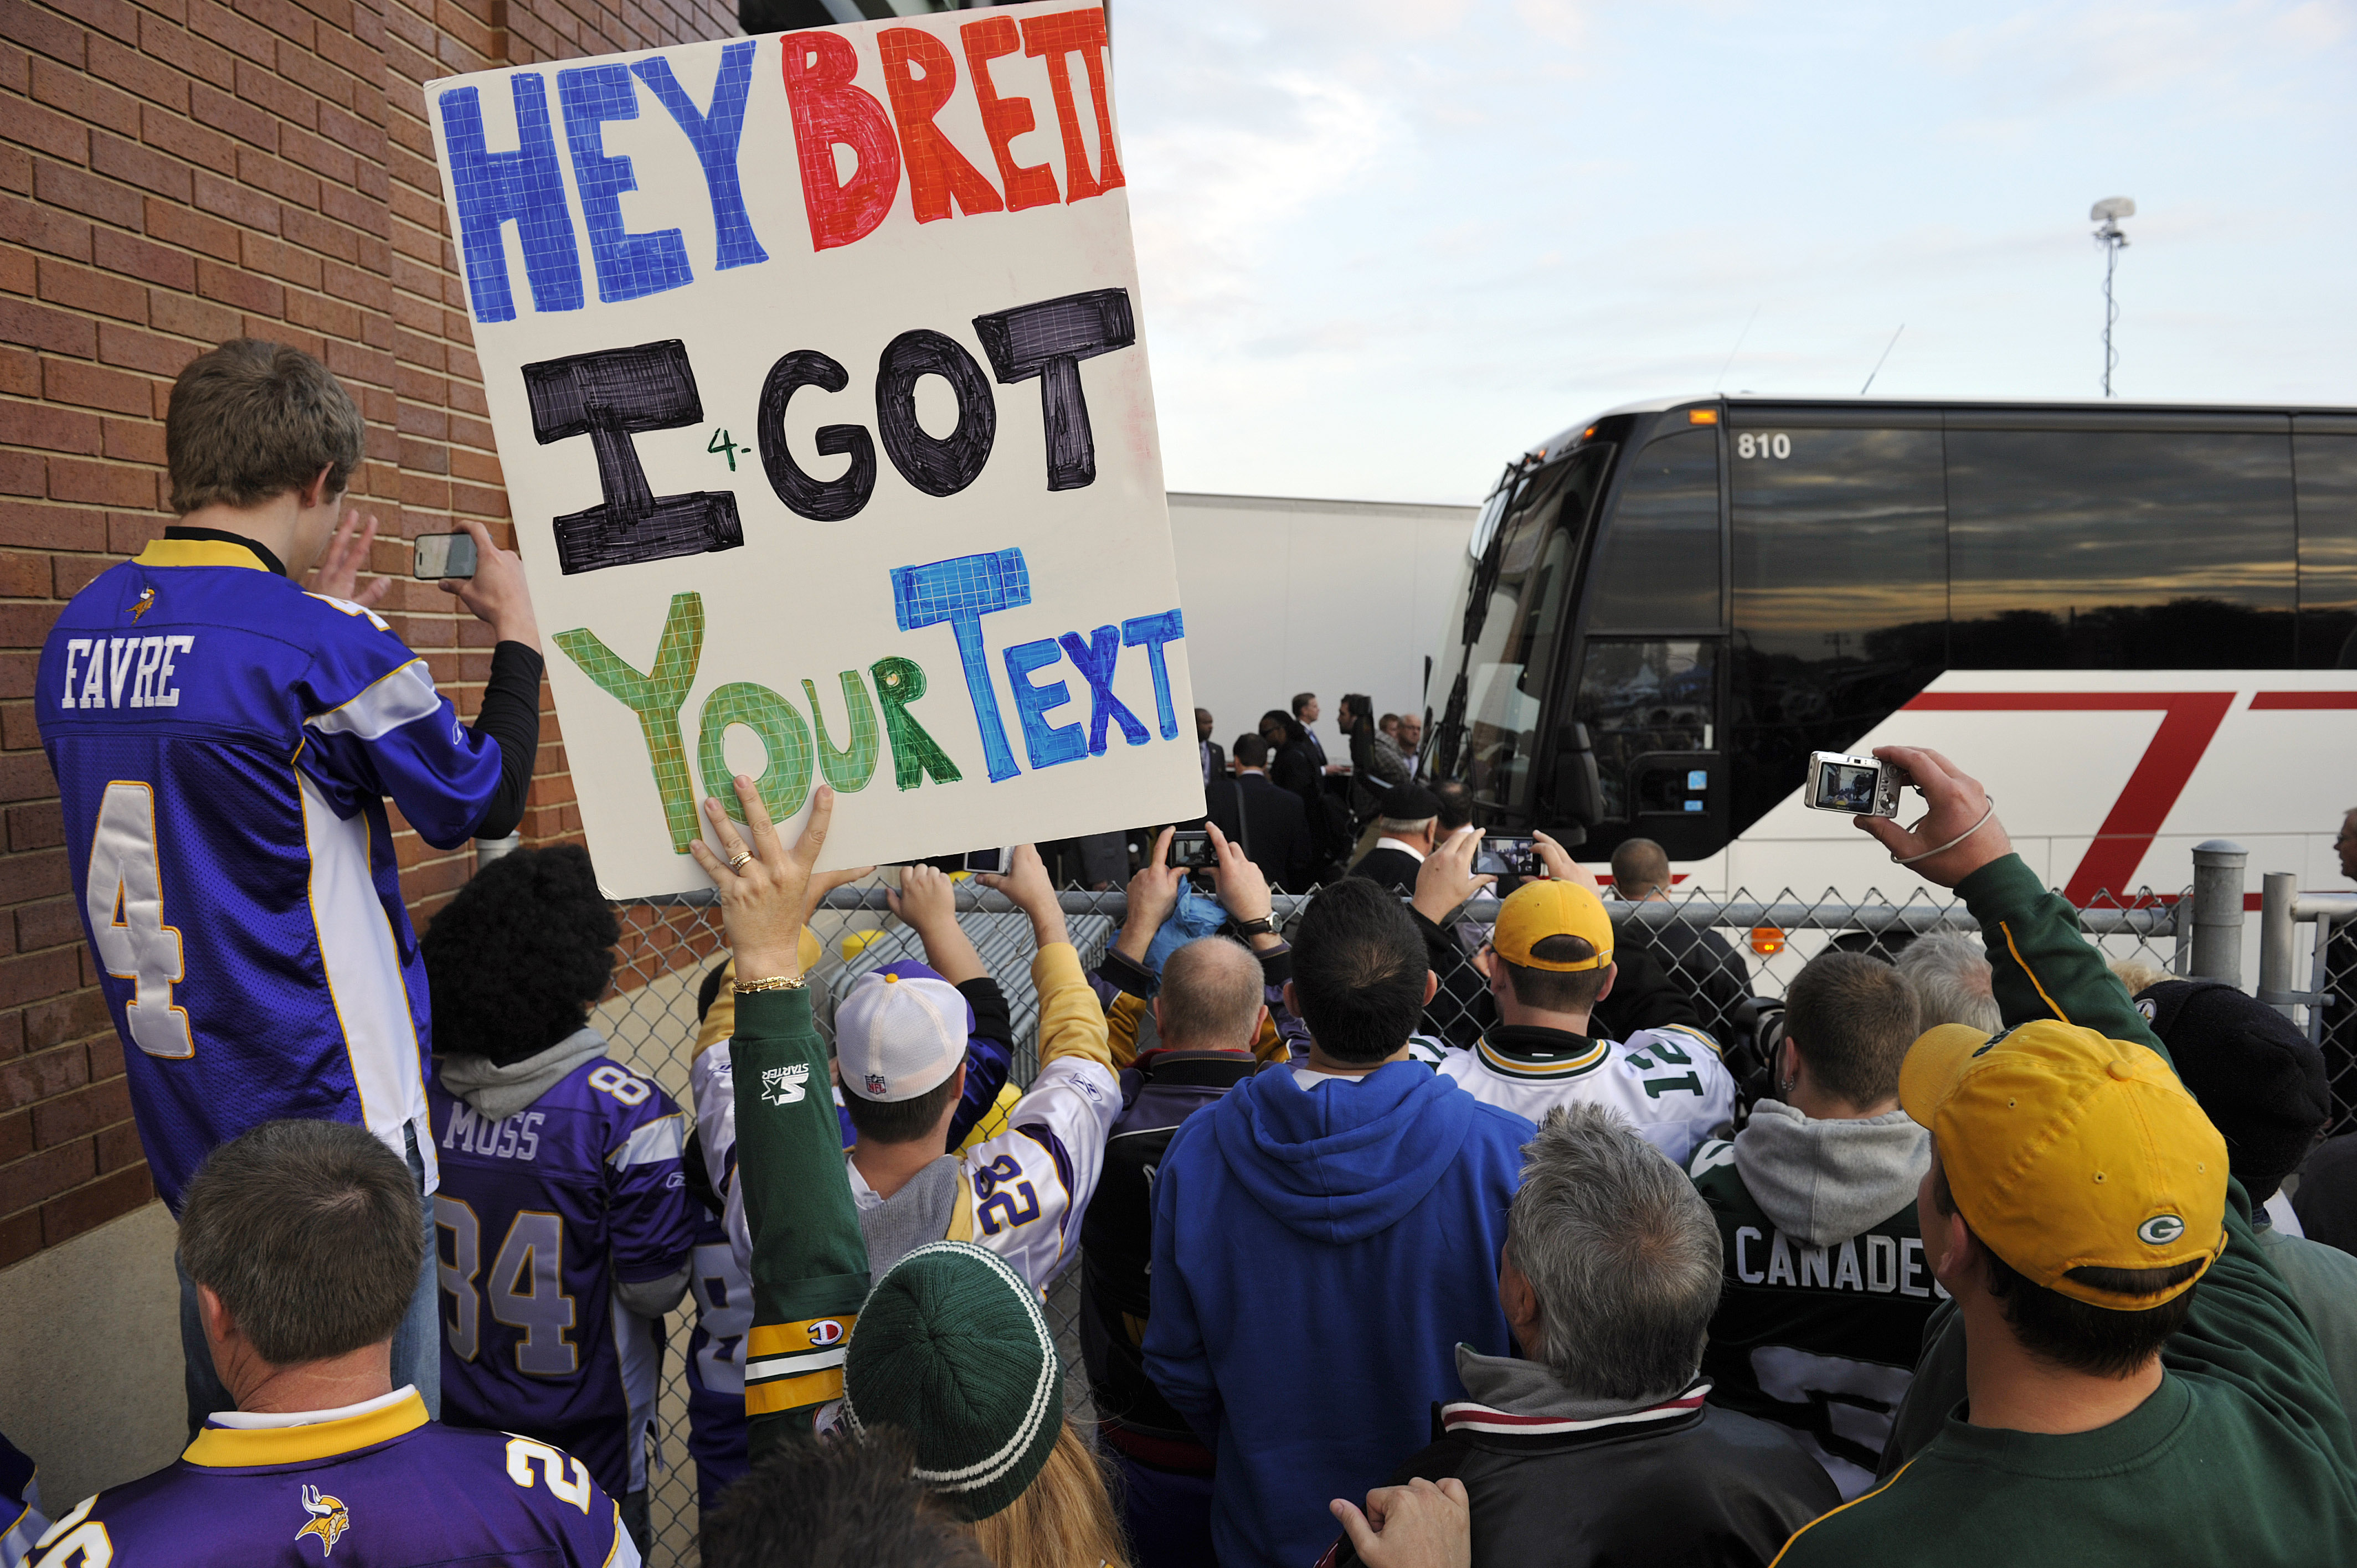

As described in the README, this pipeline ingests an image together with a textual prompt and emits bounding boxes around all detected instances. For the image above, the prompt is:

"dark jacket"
[1623,911,1752,1049]
[1320,1349,1837,1568]
[1350,843,1423,896]
[1198,737,1226,783]
[1207,772,1316,891]
[1270,736,1321,802]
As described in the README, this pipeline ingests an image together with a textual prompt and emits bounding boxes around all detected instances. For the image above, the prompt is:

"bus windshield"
[1453,445,1614,816]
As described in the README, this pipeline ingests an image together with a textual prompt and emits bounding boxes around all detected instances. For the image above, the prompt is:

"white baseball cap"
[836,961,972,1103]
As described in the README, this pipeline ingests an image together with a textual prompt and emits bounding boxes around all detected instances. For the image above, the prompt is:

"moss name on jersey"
[1687,1139,1946,1498]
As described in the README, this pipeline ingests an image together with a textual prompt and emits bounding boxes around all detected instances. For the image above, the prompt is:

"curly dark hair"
[423,845,619,1066]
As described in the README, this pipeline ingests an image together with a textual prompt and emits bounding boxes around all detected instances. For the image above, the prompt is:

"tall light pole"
[2091,197,2134,398]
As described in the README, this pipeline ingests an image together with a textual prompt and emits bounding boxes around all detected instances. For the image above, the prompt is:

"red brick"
[240,0,317,50]
[0,500,103,551]
[188,82,277,158]
[45,456,153,507]
[140,108,234,183]
[0,396,100,454]
[14,896,80,951]
[98,416,161,466]
[140,207,231,272]
[0,1005,20,1058]
[0,297,95,357]
[0,347,32,398]
[86,34,188,114]
[240,230,321,290]
[92,226,195,292]
[237,145,317,209]
[0,1108,25,1164]
[185,1,275,65]
[0,1039,85,1113]
[37,257,143,322]
[95,1115,141,1171]
[0,553,40,597]
[0,243,39,295]
[0,195,92,262]
[41,357,150,416]
[0,451,42,496]
[0,143,25,197]
[42,1159,151,1245]
[0,0,88,70]
[3,800,61,857]
[0,1205,39,1266]
[31,157,142,228]
[46,0,137,49]
[90,131,193,205]
[81,1012,120,1076]
[31,1075,128,1146]
[50,538,116,586]
[4,97,92,163]
[194,257,281,316]
[29,55,138,137]
[138,14,234,93]
[0,597,60,649]
[0,1134,94,1213]
[148,288,238,343]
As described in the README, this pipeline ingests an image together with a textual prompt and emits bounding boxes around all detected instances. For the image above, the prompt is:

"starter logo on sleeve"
[761,1062,810,1106]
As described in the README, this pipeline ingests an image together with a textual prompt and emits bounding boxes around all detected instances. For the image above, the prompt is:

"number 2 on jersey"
[84,781,191,1058]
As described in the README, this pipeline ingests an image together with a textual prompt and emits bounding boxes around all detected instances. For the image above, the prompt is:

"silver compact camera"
[1804,751,1905,818]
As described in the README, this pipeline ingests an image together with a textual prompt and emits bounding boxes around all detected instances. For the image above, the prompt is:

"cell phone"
[1479,835,1545,878]
[1167,831,1216,870]
[1804,751,1905,817]
[413,532,477,580]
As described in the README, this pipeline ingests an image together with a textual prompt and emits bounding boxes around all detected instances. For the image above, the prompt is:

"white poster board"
[426,3,1196,896]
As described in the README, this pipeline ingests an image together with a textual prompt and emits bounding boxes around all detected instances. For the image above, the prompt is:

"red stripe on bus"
[1899,692,2235,904]
[2250,692,2357,709]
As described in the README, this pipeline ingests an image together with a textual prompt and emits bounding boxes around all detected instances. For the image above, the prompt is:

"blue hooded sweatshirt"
[1143,1059,1532,1568]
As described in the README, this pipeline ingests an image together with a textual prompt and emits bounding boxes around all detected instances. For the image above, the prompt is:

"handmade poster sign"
[426,2,1197,896]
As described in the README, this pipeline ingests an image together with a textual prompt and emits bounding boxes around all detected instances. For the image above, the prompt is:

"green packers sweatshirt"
[1772,853,2357,1566]
[727,985,872,1453]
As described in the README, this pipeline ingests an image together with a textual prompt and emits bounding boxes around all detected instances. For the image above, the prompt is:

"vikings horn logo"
[295,1484,350,1556]
[131,587,156,621]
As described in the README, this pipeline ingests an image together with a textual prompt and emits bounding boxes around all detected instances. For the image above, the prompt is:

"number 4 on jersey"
[84,781,192,1058]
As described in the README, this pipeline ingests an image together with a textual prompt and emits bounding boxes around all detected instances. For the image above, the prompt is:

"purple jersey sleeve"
[293,595,503,850]
[606,1075,695,1285]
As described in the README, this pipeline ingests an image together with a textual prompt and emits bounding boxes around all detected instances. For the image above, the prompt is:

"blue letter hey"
[632,42,769,272]
[440,75,583,323]
[559,63,694,305]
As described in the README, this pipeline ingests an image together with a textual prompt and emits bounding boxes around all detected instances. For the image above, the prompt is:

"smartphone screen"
[413,532,477,581]
[964,849,1003,874]
[1168,832,1213,869]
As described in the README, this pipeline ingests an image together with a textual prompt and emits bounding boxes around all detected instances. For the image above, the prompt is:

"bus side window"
[1948,429,2296,669]
[1587,429,1722,633]
[2295,432,2357,669]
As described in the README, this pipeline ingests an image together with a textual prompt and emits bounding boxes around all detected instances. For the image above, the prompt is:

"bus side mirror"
[1554,723,1603,826]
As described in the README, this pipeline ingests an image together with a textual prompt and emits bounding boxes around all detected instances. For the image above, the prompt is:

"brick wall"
[0,0,738,1268]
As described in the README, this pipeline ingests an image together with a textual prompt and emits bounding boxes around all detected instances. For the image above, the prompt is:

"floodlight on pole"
[2091,197,2134,398]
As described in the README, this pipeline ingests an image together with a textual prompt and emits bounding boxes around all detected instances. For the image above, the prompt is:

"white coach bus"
[1417,396,2357,905]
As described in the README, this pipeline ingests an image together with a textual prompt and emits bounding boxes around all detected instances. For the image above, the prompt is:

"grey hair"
[1895,931,2001,1033]
[1505,1104,1722,1401]
[1375,814,1437,836]
[1156,937,1264,1049]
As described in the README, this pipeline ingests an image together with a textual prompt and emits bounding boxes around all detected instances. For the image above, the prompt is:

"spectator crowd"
[6,341,2357,1568]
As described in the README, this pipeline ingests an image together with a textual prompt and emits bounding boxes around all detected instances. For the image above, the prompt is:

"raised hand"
[687,779,834,981]
[308,509,389,609]
[1852,746,2011,889]
[1206,823,1272,929]
[1115,828,1186,964]
[438,519,541,647]
[1412,826,1495,927]
[1530,829,1597,889]
[977,844,1068,950]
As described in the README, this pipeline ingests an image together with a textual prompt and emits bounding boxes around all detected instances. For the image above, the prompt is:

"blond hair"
[2109,957,2171,998]
[961,1422,1130,1568]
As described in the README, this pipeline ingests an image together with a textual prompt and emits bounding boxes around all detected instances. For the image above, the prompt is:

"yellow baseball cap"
[1490,879,1613,972]
[1900,1019,2226,1310]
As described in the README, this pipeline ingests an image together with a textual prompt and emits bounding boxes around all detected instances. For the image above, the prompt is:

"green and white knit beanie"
[843,1241,1064,1522]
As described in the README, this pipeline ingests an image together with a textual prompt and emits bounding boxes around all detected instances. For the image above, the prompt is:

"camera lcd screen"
[1820,763,1882,812]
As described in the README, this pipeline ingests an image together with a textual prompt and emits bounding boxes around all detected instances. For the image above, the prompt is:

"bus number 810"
[1737,432,1792,460]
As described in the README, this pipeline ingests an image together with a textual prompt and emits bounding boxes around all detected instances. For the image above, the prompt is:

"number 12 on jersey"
[84,780,192,1058]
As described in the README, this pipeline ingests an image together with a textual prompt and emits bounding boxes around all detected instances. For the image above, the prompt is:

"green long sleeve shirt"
[1774,854,2357,1566]
[728,985,872,1454]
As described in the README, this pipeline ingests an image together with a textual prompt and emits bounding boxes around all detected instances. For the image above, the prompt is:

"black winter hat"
[2135,979,2328,1204]
[1380,781,1442,822]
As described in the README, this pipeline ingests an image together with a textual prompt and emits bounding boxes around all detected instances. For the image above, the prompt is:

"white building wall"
[1167,492,1476,759]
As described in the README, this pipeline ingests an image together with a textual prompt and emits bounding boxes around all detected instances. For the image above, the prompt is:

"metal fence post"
[2258,872,2299,1020]
[2188,840,2248,988]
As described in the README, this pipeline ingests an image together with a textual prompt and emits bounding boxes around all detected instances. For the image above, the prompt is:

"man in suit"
[1291,693,1335,771]
[1347,782,1442,896]
[1197,708,1226,784]
[1207,735,1315,891]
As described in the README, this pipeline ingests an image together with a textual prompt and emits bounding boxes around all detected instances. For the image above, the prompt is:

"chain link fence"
[584,875,2204,1565]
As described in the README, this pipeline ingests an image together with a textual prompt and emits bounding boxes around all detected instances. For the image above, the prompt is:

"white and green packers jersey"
[1426,1023,1735,1166]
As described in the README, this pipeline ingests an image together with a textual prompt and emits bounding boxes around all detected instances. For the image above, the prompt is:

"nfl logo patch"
[865,1073,888,1095]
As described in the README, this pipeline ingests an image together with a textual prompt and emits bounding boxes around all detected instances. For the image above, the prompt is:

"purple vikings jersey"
[35,539,507,1210]
[429,1050,693,1501]
[23,1389,635,1567]
[683,1209,752,1513]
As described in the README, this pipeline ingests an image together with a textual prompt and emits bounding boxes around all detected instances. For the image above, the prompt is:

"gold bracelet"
[734,972,808,992]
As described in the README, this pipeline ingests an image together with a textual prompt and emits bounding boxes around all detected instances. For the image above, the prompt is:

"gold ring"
[728,850,754,870]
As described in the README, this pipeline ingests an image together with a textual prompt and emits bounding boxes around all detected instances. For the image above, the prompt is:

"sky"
[1109,1,2357,504]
